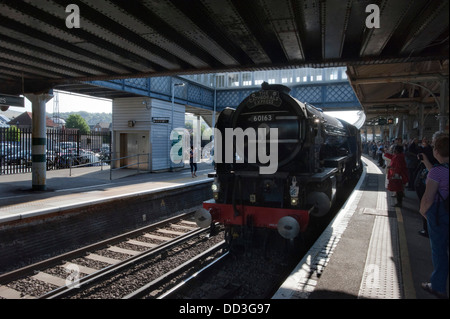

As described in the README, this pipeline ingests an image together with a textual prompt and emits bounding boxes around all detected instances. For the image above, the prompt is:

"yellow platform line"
[396,206,416,299]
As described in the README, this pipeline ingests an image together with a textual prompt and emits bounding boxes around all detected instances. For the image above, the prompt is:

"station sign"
[0,94,25,108]
[377,118,387,125]
[152,117,170,124]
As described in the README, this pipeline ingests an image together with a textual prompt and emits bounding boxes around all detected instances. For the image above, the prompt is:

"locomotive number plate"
[249,114,274,122]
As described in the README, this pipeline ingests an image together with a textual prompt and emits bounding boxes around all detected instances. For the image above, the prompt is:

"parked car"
[79,150,100,165]
[1,143,11,159]
[5,150,31,166]
[59,142,78,150]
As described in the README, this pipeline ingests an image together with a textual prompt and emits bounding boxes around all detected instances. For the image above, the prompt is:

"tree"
[5,126,21,142]
[65,114,90,134]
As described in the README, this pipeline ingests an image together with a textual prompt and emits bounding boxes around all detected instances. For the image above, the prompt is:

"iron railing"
[0,127,111,176]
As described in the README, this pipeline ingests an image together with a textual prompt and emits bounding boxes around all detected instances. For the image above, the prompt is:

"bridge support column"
[389,123,394,141]
[439,78,448,131]
[25,92,53,191]
[401,115,408,141]
[418,104,424,139]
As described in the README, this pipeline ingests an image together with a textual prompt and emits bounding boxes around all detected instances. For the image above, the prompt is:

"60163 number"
[251,114,273,122]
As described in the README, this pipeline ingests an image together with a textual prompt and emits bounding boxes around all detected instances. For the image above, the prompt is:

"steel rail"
[0,211,196,286]
[157,248,229,299]
[40,226,211,299]
[123,240,227,299]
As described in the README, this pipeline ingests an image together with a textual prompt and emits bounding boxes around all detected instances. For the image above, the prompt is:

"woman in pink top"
[419,135,449,299]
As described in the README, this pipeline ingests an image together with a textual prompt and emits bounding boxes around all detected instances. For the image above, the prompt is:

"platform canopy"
[0,0,448,118]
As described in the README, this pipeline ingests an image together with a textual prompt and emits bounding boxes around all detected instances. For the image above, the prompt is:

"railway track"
[0,175,358,300]
[160,177,360,300]
[0,212,224,299]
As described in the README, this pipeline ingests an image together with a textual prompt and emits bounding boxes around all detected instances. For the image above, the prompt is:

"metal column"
[418,104,424,139]
[26,92,53,191]
[439,79,448,131]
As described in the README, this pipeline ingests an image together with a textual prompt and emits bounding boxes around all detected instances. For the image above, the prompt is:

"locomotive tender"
[196,82,362,242]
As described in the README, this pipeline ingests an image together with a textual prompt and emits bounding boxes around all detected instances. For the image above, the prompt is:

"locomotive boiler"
[195,82,362,244]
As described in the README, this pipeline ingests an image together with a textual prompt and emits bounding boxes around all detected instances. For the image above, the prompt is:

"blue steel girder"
[85,77,361,113]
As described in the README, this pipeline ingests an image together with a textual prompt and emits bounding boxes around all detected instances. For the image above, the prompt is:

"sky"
[325,111,363,126]
[8,90,112,114]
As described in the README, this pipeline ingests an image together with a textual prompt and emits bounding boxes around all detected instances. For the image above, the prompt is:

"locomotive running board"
[309,167,338,182]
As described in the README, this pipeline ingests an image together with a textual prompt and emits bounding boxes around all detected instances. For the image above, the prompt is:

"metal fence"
[0,127,111,175]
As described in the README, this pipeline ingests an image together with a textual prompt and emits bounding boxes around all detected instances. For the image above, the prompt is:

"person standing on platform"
[383,145,409,207]
[377,143,385,168]
[190,146,197,178]
[415,132,448,237]
[419,135,449,299]
[405,138,420,191]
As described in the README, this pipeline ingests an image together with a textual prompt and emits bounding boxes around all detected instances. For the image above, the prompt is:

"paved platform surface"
[274,156,448,299]
[0,162,214,224]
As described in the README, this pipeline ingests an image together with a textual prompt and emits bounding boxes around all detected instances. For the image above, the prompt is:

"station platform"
[0,162,214,225]
[274,155,448,299]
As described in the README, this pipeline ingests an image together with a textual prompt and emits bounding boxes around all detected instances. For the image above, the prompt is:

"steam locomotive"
[195,82,362,244]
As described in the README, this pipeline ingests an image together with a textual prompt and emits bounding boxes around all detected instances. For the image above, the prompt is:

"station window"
[280,70,293,84]
[228,73,239,87]
[242,72,252,86]
[254,71,265,86]
[207,74,215,87]
[216,74,225,88]
[268,78,276,84]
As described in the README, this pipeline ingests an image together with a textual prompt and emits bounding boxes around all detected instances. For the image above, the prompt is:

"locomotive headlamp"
[212,178,220,200]
[211,178,220,192]
[290,177,299,206]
